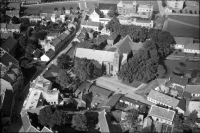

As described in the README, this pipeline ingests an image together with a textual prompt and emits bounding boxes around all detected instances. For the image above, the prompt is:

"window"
[111,65,113,71]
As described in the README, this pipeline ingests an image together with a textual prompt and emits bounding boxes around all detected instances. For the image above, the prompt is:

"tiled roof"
[1,23,7,28]
[148,89,180,107]
[8,3,20,10]
[89,85,112,98]
[174,37,193,46]
[170,75,188,86]
[58,33,68,41]
[0,52,19,66]
[98,109,112,132]
[161,124,173,133]
[185,85,200,94]
[184,43,200,50]
[75,48,127,64]
[148,105,176,121]
[98,3,117,10]
[50,38,61,47]
[47,32,59,37]
[33,49,43,58]
[43,64,59,82]
[104,94,122,107]
[7,24,20,30]
[0,32,13,39]
[177,98,186,112]
[1,36,17,54]
[2,90,14,116]
[6,10,19,17]
[45,49,55,59]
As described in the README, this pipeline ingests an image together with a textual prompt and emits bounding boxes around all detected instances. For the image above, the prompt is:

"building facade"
[166,0,185,10]
[117,1,137,16]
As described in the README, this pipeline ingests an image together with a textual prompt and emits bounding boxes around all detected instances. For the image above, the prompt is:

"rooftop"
[45,49,55,59]
[148,105,176,121]
[148,89,180,108]
[43,64,59,83]
[104,94,122,108]
[1,36,17,54]
[98,3,117,10]
[184,43,200,50]
[82,21,100,27]
[7,24,21,30]
[7,2,20,10]
[170,75,188,86]
[177,98,186,112]
[0,32,13,39]
[50,38,61,47]
[89,85,113,98]
[2,90,14,116]
[0,51,19,66]
[98,109,113,133]
[33,49,43,58]
[6,10,19,17]
[185,85,200,94]
[174,37,194,46]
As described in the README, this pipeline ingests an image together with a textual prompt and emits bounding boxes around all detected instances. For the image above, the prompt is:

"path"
[96,77,153,105]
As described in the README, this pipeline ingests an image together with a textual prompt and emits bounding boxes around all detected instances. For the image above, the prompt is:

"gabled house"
[89,8,101,22]
[107,33,119,46]
[185,85,200,100]
[183,43,200,54]
[148,105,176,125]
[176,98,186,114]
[7,2,21,10]
[6,10,20,18]
[173,37,193,50]
[98,3,117,15]
[81,20,101,31]
[7,24,21,33]
[147,89,180,108]
[169,75,188,89]
[43,64,59,83]
[1,36,18,56]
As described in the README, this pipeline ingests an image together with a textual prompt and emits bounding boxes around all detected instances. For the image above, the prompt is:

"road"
[96,76,153,105]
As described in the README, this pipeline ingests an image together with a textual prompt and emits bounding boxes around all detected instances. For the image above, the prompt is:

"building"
[7,2,21,10]
[138,4,153,15]
[147,89,180,108]
[1,36,18,56]
[107,33,119,46]
[29,16,42,23]
[98,109,113,133]
[0,32,14,39]
[75,47,127,76]
[170,75,188,89]
[173,37,193,49]
[148,105,176,125]
[79,1,87,11]
[1,23,8,33]
[88,8,101,22]
[117,1,137,16]
[176,98,186,114]
[188,101,200,118]
[89,84,113,99]
[166,0,185,10]
[46,32,60,41]
[99,18,111,26]
[6,10,20,18]
[101,27,110,36]
[98,3,117,15]
[7,24,21,33]
[103,94,122,109]
[185,85,200,100]
[43,64,59,82]
[21,108,52,132]
[183,43,200,54]
[23,0,42,4]
[81,21,101,31]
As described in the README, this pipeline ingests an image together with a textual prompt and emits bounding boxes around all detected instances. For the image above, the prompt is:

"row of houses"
[0,23,21,33]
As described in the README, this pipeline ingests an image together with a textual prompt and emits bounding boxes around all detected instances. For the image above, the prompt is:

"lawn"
[24,2,78,15]
[168,15,200,27]
[165,19,200,39]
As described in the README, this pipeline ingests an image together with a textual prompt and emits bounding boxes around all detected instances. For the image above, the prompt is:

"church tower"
[132,0,137,14]
[113,50,121,77]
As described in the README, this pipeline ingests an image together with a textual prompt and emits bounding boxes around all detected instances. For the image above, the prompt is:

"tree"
[74,58,97,81]
[157,65,166,78]
[20,60,33,69]
[50,109,69,127]
[62,7,65,12]
[186,110,198,125]
[11,16,19,24]
[70,7,73,14]
[55,69,72,89]
[77,6,80,11]
[56,54,72,69]
[71,114,88,131]
[107,6,117,18]
[32,31,47,40]
[26,43,36,54]
[54,7,58,11]
[124,109,139,128]
[139,104,148,114]
[65,96,78,108]
[141,126,152,133]
[19,36,27,49]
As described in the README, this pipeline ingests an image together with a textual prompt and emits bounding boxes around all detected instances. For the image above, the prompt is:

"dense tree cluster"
[123,109,139,128]
[55,69,72,89]
[71,113,88,131]
[38,105,70,128]
[74,58,97,81]
[57,54,72,69]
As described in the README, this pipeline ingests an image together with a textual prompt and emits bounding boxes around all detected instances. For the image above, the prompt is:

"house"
[7,2,21,10]
[44,49,55,61]
[169,75,188,89]
[1,23,8,33]
[117,1,137,16]
[29,16,42,23]
[81,21,101,31]
[74,82,87,97]
[137,4,153,16]
[103,94,122,109]
[183,43,200,54]
[98,109,113,133]
[6,10,19,18]
[176,98,186,114]
[173,37,193,49]
[89,84,113,99]
[148,105,176,125]
[0,32,13,39]
[98,3,117,15]
[79,1,87,11]
[1,36,18,56]
[185,85,200,100]
[7,24,21,33]
[33,49,43,61]
[21,108,52,133]
[166,0,185,10]
[23,0,42,4]
[107,33,119,46]
[99,17,111,26]
[101,27,110,35]
[89,8,101,22]
[188,101,200,118]
[134,18,154,28]
[0,48,19,66]
[46,32,59,41]
[75,48,127,76]
[1,89,15,126]
[147,89,180,108]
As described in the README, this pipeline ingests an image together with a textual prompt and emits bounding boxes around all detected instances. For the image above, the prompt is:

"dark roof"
[7,24,20,30]
[104,94,122,107]
[43,64,59,82]
[120,96,140,104]
[33,49,43,58]
[1,36,17,54]
[2,73,15,84]
[177,98,186,112]
[0,33,13,39]
[58,33,68,41]
[185,85,200,94]
[89,8,101,15]
[77,82,87,91]
[170,75,188,86]
[98,3,117,10]
[27,126,40,132]
[51,38,61,47]
[183,91,192,99]
[0,52,19,66]
[2,90,14,116]
[89,85,112,98]
[45,49,55,59]
[86,82,92,91]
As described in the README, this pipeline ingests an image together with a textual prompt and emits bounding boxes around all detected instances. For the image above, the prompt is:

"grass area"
[168,15,200,27]
[165,20,200,39]
[24,2,78,15]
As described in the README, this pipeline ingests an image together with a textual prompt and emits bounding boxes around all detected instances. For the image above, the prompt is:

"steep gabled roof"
[0,32,14,39]
[33,49,43,58]
[1,36,17,54]
[43,64,59,82]
[177,98,186,112]
[98,109,113,132]
[170,75,188,86]
[89,8,101,15]
[185,85,200,94]
[6,10,19,17]
[2,90,14,116]
[0,52,19,66]
[104,94,122,107]
[184,43,200,50]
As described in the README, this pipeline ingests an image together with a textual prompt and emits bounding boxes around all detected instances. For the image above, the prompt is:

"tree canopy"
[55,69,73,89]
[71,113,88,131]
[124,109,139,128]
[57,54,72,69]
[74,58,97,81]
